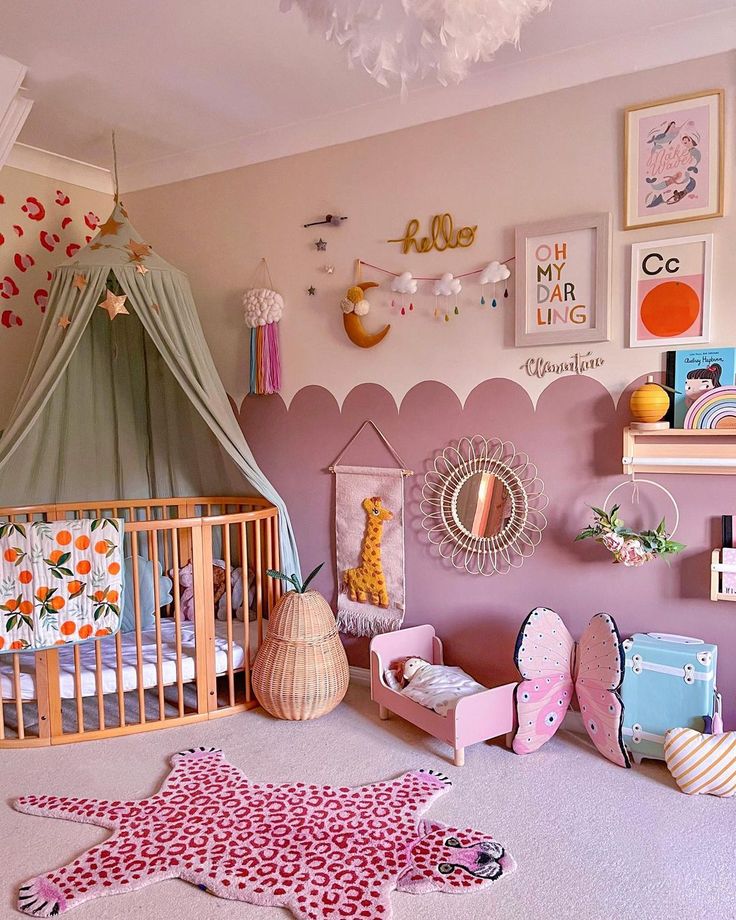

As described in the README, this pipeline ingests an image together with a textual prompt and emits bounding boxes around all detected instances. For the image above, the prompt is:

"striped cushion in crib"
[664,727,736,797]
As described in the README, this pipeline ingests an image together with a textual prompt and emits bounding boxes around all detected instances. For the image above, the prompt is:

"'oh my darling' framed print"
[514,212,611,347]
[624,89,724,230]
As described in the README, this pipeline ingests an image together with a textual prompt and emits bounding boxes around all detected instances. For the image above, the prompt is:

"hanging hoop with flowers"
[575,478,685,567]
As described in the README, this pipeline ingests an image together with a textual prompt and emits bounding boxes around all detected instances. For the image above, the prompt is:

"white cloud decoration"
[432,273,462,297]
[390,271,418,295]
[242,287,285,328]
[479,261,511,285]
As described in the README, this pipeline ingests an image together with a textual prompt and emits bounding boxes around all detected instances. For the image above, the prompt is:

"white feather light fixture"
[281,0,552,90]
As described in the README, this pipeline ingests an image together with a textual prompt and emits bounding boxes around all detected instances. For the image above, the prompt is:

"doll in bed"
[384,656,487,716]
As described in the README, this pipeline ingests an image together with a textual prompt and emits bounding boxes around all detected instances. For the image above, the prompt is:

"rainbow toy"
[684,386,736,429]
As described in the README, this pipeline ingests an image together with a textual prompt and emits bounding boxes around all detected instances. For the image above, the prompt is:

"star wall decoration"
[14,747,514,920]
[307,286,316,296]
[315,238,327,251]
[135,263,149,275]
[98,289,129,320]
[72,273,88,292]
[324,264,335,274]
[57,315,71,331]
[97,214,123,237]
[125,239,152,261]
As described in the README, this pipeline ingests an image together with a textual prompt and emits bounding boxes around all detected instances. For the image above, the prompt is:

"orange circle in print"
[75,535,90,550]
[640,281,700,338]
[56,530,72,546]
[76,560,91,575]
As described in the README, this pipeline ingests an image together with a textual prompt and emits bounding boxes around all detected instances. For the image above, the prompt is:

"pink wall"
[120,52,736,730]
[241,375,736,725]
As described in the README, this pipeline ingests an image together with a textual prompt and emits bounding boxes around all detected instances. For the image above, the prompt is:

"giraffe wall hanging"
[331,421,411,637]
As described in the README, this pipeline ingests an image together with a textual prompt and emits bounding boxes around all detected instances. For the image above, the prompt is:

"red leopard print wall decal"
[14,747,515,918]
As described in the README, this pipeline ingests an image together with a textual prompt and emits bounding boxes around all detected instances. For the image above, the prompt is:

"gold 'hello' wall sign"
[388,213,477,254]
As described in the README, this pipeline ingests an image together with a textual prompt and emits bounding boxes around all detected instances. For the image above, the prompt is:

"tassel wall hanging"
[243,259,284,395]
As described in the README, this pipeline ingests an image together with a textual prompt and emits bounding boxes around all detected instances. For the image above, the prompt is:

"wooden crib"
[0,496,284,747]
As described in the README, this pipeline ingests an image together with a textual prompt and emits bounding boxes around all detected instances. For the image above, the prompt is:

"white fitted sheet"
[2,618,263,701]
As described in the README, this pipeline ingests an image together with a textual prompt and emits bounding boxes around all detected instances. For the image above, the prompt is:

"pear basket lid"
[269,590,339,641]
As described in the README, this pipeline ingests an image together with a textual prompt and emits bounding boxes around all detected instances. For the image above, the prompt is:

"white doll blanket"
[386,661,487,716]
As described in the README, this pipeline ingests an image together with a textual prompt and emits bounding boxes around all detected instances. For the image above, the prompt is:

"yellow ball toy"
[630,375,670,428]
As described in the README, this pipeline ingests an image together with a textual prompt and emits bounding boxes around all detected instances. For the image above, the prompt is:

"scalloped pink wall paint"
[241,375,736,726]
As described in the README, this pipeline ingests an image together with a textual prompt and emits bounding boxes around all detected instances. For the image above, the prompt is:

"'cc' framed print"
[629,234,713,348]
[624,90,724,230]
[514,212,611,347]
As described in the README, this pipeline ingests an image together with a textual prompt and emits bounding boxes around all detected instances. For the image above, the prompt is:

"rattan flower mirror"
[420,436,548,575]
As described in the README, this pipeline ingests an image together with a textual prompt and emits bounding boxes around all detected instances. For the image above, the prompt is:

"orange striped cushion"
[664,727,736,797]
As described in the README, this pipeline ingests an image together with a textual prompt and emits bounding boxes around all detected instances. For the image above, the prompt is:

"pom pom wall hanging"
[243,259,284,395]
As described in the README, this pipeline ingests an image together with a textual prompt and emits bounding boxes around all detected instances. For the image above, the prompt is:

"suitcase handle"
[647,632,703,645]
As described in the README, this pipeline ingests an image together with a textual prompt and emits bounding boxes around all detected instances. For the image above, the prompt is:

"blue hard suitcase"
[621,632,719,763]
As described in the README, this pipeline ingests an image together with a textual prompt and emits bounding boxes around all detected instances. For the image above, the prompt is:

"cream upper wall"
[0,167,112,425]
[70,55,736,409]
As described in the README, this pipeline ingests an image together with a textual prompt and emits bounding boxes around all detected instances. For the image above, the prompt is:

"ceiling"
[2,0,734,191]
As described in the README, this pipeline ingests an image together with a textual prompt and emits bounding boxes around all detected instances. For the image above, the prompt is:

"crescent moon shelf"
[340,281,390,348]
[684,386,736,429]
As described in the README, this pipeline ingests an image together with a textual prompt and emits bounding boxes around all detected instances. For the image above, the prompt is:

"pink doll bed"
[370,625,517,766]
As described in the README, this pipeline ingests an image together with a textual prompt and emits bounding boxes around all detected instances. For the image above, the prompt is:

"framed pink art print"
[624,89,724,230]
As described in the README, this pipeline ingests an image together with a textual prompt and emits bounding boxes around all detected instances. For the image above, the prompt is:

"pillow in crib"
[121,557,173,633]
[664,727,736,796]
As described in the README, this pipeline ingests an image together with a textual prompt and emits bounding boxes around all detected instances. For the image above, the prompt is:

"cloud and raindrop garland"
[360,258,512,324]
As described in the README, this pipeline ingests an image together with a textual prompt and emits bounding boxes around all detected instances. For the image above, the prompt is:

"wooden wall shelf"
[623,427,736,476]
[711,549,736,602]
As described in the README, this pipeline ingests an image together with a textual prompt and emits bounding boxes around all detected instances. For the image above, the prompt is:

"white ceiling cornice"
[117,7,736,193]
[6,143,113,193]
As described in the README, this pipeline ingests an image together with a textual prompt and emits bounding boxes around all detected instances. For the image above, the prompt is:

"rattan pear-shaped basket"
[252,590,349,720]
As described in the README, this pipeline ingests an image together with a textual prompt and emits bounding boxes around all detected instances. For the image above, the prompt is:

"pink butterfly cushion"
[664,727,736,796]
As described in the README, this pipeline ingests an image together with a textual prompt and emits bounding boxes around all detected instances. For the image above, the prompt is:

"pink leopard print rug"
[14,746,515,918]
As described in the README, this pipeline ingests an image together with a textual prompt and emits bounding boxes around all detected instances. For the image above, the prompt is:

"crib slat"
[194,522,216,714]
[130,532,146,724]
[272,511,282,602]
[12,654,24,740]
[171,531,185,717]
[94,641,105,731]
[115,630,126,728]
[149,529,166,721]
[73,644,84,734]
[0,657,5,740]
[223,524,235,707]
[265,516,274,617]
[241,522,251,702]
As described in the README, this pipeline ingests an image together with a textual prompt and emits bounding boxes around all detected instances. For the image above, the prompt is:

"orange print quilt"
[0,519,124,653]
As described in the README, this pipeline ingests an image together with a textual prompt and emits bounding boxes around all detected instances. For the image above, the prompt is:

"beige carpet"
[1,683,734,920]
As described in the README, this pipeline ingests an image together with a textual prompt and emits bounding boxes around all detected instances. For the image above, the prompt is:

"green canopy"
[0,200,300,577]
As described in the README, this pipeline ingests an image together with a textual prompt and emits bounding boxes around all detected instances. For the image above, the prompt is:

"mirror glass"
[454,471,510,538]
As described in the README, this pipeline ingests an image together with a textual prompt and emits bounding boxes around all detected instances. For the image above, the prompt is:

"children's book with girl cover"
[666,348,736,427]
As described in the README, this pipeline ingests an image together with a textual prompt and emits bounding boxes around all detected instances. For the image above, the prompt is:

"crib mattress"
[2,619,263,702]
